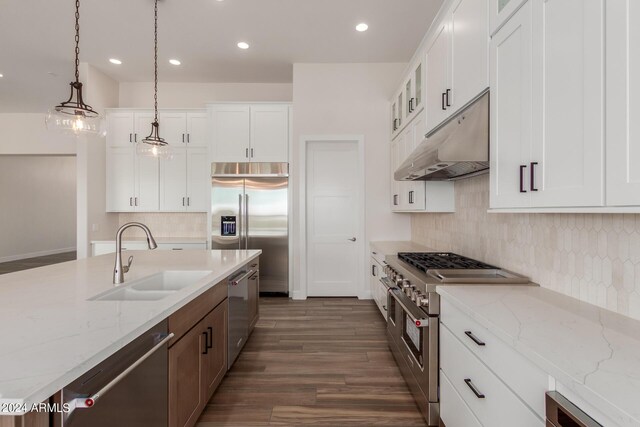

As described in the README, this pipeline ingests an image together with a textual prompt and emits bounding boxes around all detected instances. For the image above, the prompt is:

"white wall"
[76,64,120,258]
[119,82,293,107]
[292,63,412,299]
[0,156,76,262]
[0,114,76,155]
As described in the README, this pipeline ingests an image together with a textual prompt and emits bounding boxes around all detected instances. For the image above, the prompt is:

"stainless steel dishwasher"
[57,321,173,427]
[227,265,256,368]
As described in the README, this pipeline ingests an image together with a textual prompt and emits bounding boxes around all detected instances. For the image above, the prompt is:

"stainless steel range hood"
[395,90,489,181]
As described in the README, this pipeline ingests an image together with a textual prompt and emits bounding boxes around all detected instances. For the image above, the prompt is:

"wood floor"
[0,251,76,275]
[196,297,427,426]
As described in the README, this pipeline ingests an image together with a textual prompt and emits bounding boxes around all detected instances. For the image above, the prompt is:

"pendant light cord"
[75,0,80,83]
[153,0,159,123]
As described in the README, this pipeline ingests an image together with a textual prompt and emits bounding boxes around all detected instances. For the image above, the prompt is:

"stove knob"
[394,274,404,286]
[411,290,422,302]
[401,279,412,289]
[418,296,429,307]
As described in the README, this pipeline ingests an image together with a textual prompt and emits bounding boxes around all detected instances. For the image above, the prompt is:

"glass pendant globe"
[45,109,106,137]
[136,140,172,160]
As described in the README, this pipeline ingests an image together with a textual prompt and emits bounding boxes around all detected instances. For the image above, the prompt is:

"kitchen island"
[0,249,260,421]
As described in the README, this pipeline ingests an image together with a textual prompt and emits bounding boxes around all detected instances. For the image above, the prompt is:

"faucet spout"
[113,222,157,284]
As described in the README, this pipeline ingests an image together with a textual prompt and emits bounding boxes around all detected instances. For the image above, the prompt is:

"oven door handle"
[389,288,430,327]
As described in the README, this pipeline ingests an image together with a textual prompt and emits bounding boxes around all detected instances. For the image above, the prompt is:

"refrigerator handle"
[238,194,243,250]
[245,194,249,249]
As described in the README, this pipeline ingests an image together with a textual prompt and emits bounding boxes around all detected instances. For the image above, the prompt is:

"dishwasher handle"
[71,332,174,410]
[229,269,255,286]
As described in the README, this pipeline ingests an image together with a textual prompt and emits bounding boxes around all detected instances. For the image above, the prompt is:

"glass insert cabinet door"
[414,63,422,110]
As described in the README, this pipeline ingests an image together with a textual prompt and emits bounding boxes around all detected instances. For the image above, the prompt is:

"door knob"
[348,237,357,242]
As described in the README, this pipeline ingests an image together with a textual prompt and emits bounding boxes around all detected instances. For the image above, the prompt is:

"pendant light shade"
[46,0,104,136]
[137,0,171,159]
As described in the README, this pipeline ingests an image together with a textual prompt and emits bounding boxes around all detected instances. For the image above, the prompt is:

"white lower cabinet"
[440,325,544,426]
[369,255,387,318]
[440,369,482,427]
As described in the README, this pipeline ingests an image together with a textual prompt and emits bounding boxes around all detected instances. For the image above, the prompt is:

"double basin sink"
[89,270,212,301]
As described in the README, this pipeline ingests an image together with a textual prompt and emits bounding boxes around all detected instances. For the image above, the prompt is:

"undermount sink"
[89,270,212,301]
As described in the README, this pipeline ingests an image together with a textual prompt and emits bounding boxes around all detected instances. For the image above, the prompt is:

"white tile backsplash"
[117,213,207,238]
[411,174,640,320]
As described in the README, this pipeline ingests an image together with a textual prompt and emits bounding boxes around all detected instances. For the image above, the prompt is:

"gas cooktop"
[398,252,497,273]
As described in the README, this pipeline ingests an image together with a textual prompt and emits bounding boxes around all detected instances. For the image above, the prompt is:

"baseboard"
[0,247,76,263]
[292,290,307,300]
[358,291,373,300]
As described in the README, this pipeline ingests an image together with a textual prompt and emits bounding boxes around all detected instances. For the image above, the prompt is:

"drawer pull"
[464,379,485,399]
[464,330,486,346]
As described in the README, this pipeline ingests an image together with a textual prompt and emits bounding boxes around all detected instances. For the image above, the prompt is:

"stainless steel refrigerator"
[211,162,289,294]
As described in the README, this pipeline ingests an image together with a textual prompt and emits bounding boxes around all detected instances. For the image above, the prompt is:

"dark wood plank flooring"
[196,297,426,426]
[0,251,76,275]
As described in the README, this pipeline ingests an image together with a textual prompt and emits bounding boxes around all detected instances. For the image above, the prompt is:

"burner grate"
[398,252,496,273]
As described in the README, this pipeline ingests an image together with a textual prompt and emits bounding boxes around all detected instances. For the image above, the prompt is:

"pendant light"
[46,0,104,136]
[137,0,171,159]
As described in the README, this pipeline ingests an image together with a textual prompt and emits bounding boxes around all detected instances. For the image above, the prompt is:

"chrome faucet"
[113,222,158,284]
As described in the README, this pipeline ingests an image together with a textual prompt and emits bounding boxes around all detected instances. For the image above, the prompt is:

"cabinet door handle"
[129,197,133,207]
[187,133,190,143]
[409,98,414,113]
[182,134,185,143]
[530,162,538,192]
[246,148,249,158]
[442,92,447,110]
[519,165,527,193]
[182,197,185,206]
[129,133,132,143]
[409,190,414,204]
[202,331,209,355]
[464,379,485,399]
[393,194,398,206]
[134,134,137,143]
[372,264,377,277]
[135,197,138,206]
[464,331,486,346]
[446,89,451,107]
[207,327,213,349]
[187,197,190,206]
[250,148,254,158]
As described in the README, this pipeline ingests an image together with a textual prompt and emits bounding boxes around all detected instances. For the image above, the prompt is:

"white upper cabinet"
[425,0,489,134]
[606,1,640,206]
[425,22,451,133]
[210,104,289,163]
[107,112,135,147]
[159,111,188,146]
[107,147,136,212]
[490,0,606,209]
[490,0,533,209]
[133,112,154,144]
[531,0,604,207]
[186,112,208,147]
[250,105,289,162]
[186,148,209,212]
[160,147,187,211]
[210,104,251,162]
[450,0,489,111]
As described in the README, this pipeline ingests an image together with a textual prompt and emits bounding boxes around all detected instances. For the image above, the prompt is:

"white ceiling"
[0,0,443,112]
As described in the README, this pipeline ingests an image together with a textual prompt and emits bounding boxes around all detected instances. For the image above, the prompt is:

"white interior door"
[306,140,361,297]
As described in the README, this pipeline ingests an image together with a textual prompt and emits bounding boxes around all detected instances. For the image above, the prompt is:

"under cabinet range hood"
[395,90,489,181]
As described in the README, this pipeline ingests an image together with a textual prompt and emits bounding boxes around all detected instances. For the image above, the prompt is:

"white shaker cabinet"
[490,0,605,209]
[160,147,209,212]
[489,0,529,36]
[106,147,159,212]
[489,0,533,209]
[158,111,208,147]
[210,104,290,163]
[186,112,208,147]
[606,1,640,206]
[250,105,289,162]
[425,0,489,134]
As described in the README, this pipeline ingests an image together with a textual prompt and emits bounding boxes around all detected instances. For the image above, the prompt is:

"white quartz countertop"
[91,237,207,244]
[0,249,260,415]
[437,285,640,427]
[370,240,434,255]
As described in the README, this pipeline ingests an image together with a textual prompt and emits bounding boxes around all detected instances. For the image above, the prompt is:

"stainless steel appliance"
[395,90,489,181]
[383,252,531,426]
[58,321,172,427]
[211,162,288,294]
[227,264,258,368]
[545,391,602,427]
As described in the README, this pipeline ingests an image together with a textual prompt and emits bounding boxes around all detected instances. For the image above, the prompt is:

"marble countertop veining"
[0,249,260,415]
[437,285,640,427]
[369,240,435,255]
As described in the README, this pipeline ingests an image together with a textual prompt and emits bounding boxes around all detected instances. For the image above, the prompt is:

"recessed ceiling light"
[109,58,122,65]
[237,42,250,50]
[169,59,181,65]
[356,23,369,32]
